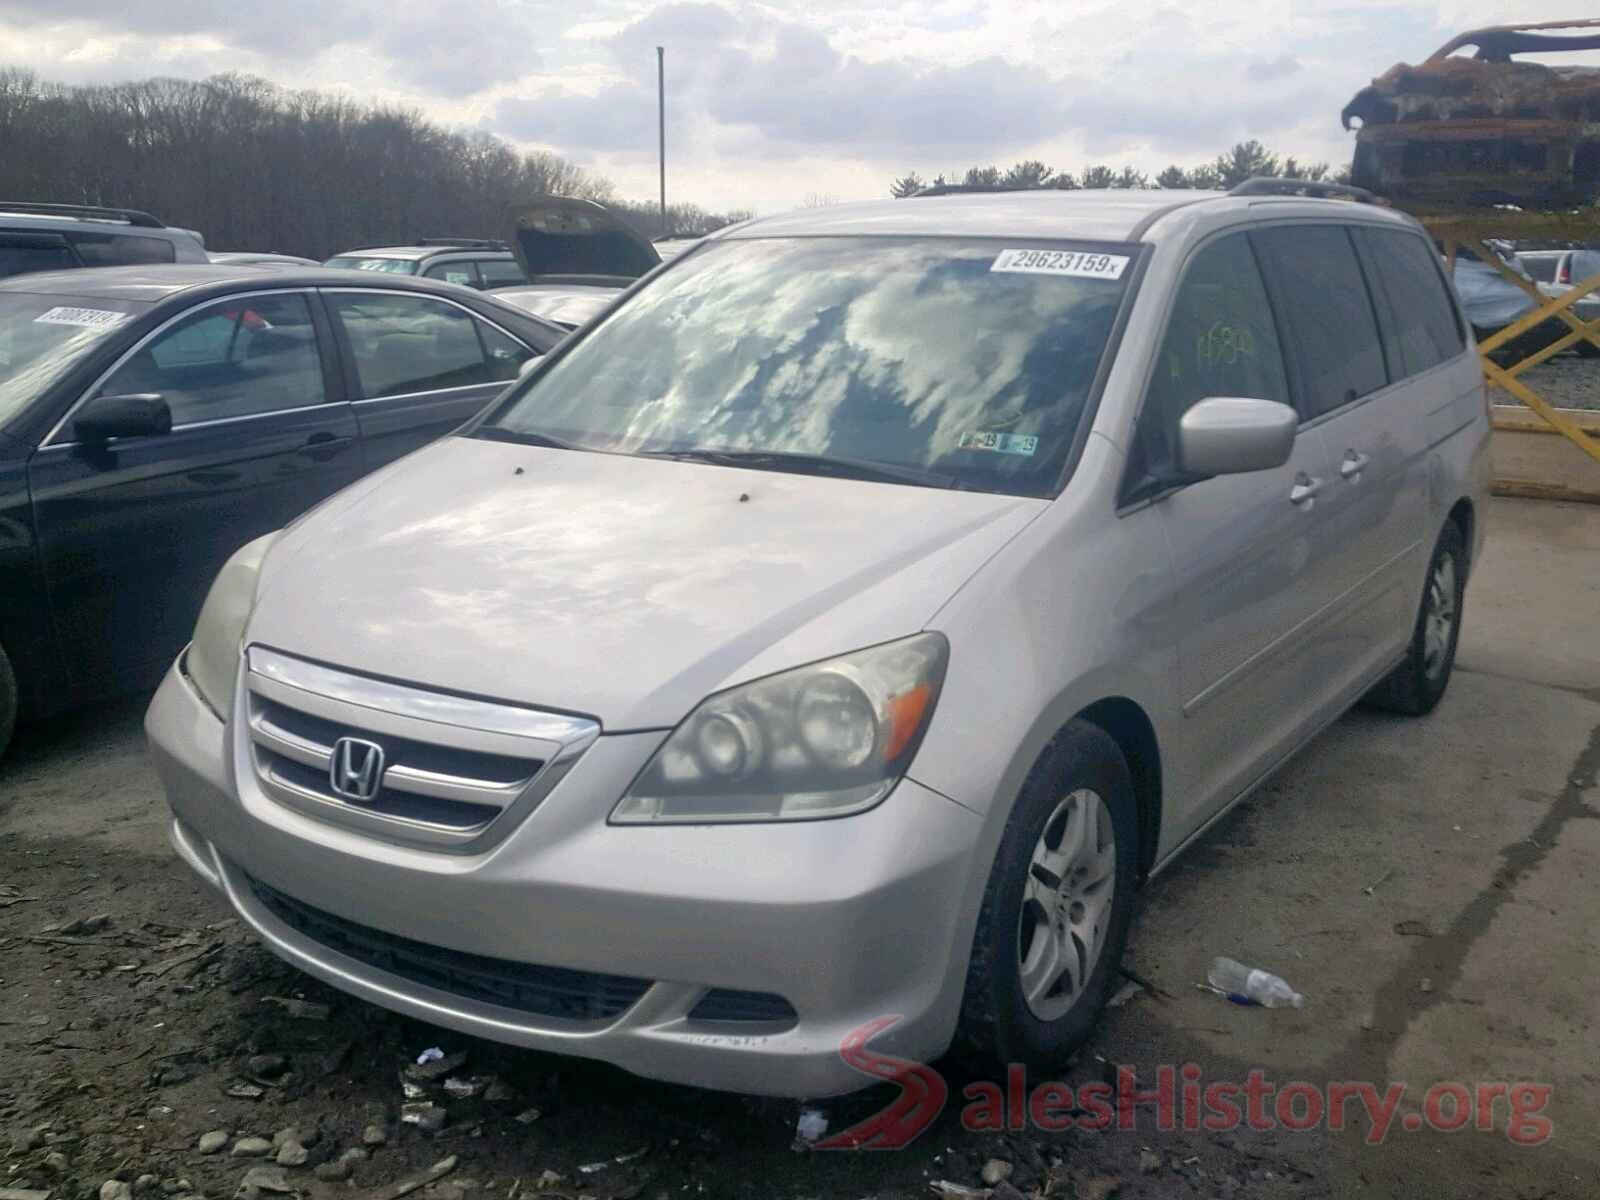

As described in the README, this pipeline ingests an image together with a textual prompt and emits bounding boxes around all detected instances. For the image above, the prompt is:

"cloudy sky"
[0,1,1587,212]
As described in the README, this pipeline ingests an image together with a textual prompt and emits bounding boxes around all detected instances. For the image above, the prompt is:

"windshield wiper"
[639,448,957,489]
[472,426,583,452]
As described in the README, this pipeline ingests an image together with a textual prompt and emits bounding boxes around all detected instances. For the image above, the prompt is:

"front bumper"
[146,658,984,1097]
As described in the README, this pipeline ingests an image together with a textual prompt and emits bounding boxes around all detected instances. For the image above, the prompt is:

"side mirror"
[517,356,540,379]
[74,393,172,444]
[1178,397,1298,478]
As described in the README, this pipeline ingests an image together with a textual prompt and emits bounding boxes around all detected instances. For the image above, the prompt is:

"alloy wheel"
[1422,553,1458,681]
[1017,788,1117,1021]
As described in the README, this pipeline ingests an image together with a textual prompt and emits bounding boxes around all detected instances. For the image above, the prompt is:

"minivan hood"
[508,196,661,282]
[250,437,1044,729]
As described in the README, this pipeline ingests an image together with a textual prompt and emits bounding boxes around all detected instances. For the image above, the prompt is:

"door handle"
[1340,450,1371,479]
[1289,473,1323,507]
[303,432,353,462]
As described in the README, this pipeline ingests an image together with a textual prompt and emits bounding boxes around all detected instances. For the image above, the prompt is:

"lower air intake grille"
[687,988,799,1025]
[251,879,651,1022]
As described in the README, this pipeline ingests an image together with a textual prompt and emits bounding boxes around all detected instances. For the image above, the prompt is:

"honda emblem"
[329,737,385,803]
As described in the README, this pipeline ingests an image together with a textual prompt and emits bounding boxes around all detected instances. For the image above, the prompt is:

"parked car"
[0,202,208,280]
[652,234,703,263]
[489,281,619,331]
[491,197,665,329]
[0,264,564,756]
[208,251,321,268]
[323,239,526,289]
[1451,244,1576,365]
[1516,249,1600,357]
[147,183,1487,1097]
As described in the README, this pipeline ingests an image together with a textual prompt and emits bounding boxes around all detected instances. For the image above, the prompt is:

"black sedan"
[0,264,566,756]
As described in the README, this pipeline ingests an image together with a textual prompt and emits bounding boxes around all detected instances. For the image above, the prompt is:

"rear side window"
[328,292,512,398]
[1521,255,1560,283]
[65,231,177,266]
[1133,232,1291,482]
[478,258,525,287]
[424,260,481,288]
[1355,228,1466,380]
[1251,226,1387,419]
[0,232,79,278]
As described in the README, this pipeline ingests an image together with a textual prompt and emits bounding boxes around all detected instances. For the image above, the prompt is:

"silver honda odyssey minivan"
[147,184,1488,1097]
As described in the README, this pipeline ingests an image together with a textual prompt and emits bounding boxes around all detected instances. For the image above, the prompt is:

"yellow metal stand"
[1422,215,1600,476]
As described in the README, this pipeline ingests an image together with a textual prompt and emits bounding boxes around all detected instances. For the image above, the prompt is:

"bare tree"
[0,70,635,259]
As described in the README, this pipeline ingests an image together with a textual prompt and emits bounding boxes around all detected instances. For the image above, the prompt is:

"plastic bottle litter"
[794,1106,829,1144]
[1206,957,1306,1008]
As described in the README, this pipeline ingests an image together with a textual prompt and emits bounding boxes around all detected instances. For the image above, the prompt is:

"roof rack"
[417,237,508,250]
[910,183,1046,198]
[1229,177,1381,204]
[0,201,166,228]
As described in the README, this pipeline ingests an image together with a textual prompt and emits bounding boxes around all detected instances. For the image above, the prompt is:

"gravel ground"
[0,700,1327,1200]
[1490,352,1600,410]
[3,500,1598,1200]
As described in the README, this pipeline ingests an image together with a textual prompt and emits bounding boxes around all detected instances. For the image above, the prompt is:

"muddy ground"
[1495,352,1598,410]
[3,496,1597,1200]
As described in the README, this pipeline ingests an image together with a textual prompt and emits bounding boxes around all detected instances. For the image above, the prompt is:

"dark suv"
[0,202,209,280]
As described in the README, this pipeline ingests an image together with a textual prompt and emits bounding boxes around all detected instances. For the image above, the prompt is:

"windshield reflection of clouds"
[493,237,1127,496]
[0,298,145,424]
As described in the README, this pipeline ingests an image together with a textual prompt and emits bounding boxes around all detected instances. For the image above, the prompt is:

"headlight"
[186,533,278,718]
[611,633,948,824]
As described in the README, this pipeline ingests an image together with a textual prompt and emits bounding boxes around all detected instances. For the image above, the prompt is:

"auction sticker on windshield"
[990,249,1129,280]
[33,306,129,329]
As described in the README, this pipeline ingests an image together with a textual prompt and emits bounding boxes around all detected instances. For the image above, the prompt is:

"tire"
[954,720,1139,1073]
[0,640,15,762]
[1363,521,1466,716]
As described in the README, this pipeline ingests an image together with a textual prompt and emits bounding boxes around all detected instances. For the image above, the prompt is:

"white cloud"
[0,2,1589,211]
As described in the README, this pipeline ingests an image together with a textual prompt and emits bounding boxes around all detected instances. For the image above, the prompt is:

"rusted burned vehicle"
[1343,20,1600,211]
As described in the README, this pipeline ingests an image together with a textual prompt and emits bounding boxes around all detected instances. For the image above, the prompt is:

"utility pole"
[656,45,667,234]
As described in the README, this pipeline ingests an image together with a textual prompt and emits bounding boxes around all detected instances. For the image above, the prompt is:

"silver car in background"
[147,185,1488,1097]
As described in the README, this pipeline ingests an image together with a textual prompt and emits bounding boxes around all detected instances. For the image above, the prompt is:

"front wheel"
[1363,521,1466,716]
[0,640,15,762]
[954,720,1138,1072]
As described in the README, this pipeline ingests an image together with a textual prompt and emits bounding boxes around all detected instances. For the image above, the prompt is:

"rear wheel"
[1363,521,1466,716]
[955,721,1138,1071]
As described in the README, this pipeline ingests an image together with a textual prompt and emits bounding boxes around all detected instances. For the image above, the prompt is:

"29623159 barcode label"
[990,249,1129,280]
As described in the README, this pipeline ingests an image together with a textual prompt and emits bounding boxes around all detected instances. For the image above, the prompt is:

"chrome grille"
[242,647,599,850]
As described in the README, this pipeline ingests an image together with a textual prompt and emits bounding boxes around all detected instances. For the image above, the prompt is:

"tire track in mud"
[1327,716,1599,1080]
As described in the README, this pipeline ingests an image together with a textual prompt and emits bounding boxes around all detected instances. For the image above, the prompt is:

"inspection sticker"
[959,430,1039,456]
[33,306,129,329]
[990,248,1129,280]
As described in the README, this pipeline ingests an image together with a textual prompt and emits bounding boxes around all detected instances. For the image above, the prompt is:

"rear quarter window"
[65,231,177,266]
[1354,227,1467,380]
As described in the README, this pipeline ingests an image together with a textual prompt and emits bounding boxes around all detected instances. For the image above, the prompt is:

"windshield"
[324,256,417,275]
[479,236,1136,497]
[1520,254,1560,283]
[0,293,149,426]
